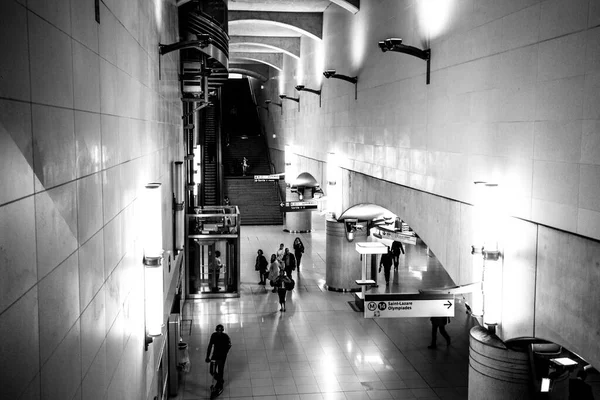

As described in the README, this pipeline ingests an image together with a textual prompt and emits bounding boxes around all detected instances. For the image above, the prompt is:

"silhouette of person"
[379,248,393,285]
[428,317,451,349]
[205,324,231,394]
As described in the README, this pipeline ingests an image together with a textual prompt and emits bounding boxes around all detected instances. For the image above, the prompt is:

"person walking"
[428,317,451,349]
[282,248,296,278]
[293,237,304,271]
[391,240,405,272]
[378,247,394,285]
[274,269,292,311]
[276,243,285,263]
[208,251,223,292]
[255,249,269,285]
[205,324,232,396]
[267,254,280,293]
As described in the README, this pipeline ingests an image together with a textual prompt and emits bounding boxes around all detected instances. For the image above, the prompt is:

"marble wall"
[260,0,600,370]
[0,0,182,399]
[261,0,600,241]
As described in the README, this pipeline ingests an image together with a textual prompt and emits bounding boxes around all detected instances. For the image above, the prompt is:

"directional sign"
[372,227,417,245]
[254,174,283,182]
[363,293,454,318]
[279,201,318,212]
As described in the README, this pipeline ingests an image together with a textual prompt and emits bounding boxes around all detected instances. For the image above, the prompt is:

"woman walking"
[293,237,304,272]
[274,269,292,311]
[267,254,280,293]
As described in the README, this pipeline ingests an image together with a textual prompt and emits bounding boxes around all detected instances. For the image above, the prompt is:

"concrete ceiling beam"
[229,11,323,41]
[229,36,301,59]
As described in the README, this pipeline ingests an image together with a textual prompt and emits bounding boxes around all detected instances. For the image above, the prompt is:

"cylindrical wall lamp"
[173,162,185,250]
[142,183,164,350]
[285,145,296,188]
[471,182,503,334]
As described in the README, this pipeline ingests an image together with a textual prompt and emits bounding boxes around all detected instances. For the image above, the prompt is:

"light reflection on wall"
[314,41,325,86]
[154,0,162,30]
[278,71,285,95]
[416,0,454,40]
[296,59,304,86]
[350,12,367,70]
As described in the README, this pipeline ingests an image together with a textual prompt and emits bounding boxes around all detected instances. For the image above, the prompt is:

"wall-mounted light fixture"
[142,183,164,351]
[158,34,211,80]
[378,38,431,84]
[265,99,283,115]
[279,94,300,112]
[173,163,184,251]
[323,69,358,99]
[471,181,503,335]
[295,85,322,107]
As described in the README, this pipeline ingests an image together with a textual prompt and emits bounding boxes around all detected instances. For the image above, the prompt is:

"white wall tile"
[100,58,119,115]
[533,120,582,162]
[497,45,538,90]
[38,251,80,364]
[532,160,579,205]
[581,119,600,165]
[75,111,102,177]
[28,12,73,108]
[501,5,540,51]
[101,114,120,170]
[28,0,71,34]
[0,99,33,205]
[583,70,600,120]
[77,172,103,244]
[0,288,39,399]
[80,285,105,376]
[103,213,123,277]
[71,0,99,53]
[0,1,30,101]
[577,208,600,239]
[539,0,589,41]
[497,122,535,159]
[535,76,584,121]
[32,104,75,191]
[0,197,36,313]
[35,182,78,279]
[82,341,108,400]
[99,4,118,65]
[41,323,81,400]
[73,41,101,113]
[531,198,578,232]
[102,167,121,224]
[537,31,586,82]
[79,231,105,311]
[579,164,600,212]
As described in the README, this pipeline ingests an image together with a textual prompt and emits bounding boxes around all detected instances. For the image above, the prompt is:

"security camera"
[385,38,403,48]
[323,70,336,79]
[295,85,305,91]
[265,100,271,104]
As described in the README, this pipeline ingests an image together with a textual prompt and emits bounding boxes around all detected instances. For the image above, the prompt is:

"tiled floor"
[176,215,474,400]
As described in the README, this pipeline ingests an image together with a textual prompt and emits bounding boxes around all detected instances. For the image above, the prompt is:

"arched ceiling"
[227,0,360,73]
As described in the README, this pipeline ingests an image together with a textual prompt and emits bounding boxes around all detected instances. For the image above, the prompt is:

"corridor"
[176,215,473,400]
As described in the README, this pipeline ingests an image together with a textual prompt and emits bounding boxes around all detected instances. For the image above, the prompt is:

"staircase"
[224,178,283,225]
[203,106,218,205]
[223,135,271,177]
[223,135,282,225]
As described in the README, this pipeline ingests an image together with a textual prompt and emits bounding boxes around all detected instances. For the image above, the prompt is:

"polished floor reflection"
[176,215,474,400]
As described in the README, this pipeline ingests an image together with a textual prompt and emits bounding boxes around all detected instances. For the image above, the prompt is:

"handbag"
[284,278,295,291]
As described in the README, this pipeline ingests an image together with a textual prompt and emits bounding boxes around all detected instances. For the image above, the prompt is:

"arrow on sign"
[280,202,285,207]
[445,301,452,309]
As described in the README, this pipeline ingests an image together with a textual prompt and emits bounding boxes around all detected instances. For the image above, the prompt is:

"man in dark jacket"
[205,324,232,394]
[379,248,394,285]
[391,240,405,272]
[283,248,296,278]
